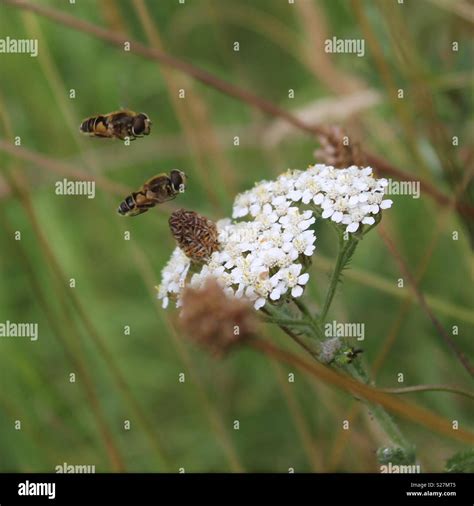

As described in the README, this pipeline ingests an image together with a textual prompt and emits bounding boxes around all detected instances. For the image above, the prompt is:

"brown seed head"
[314,126,365,168]
[169,209,220,264]
[179,278,257,357]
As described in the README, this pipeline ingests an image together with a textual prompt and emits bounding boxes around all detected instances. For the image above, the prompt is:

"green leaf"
[445,448,474,473]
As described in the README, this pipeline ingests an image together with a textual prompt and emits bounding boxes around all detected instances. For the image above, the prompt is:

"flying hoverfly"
[117,170,187,217]
[80,110,151,141]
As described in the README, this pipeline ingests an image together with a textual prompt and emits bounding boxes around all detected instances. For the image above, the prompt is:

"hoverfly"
[80,110,151,141]
[118,170,187,217]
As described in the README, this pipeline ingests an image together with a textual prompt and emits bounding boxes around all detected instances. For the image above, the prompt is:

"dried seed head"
[314,126,365,168]
[179,278,257,357]
[169,209,219,264]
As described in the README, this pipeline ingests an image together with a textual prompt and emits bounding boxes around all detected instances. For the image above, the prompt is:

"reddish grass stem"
[2,0,473,220]
[247,338,474,445]
[378,227,474,379]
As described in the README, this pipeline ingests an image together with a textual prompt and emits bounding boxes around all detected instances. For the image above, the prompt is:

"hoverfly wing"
[143,174,173,203]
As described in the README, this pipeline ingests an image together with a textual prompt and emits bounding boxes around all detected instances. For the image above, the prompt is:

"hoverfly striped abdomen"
[117,195,136,216]
[79,115,108,137]
[117,192,153,217]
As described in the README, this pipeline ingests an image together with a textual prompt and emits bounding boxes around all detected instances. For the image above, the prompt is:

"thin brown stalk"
[0,140,131,197]
[2,0,473,220]
[270,359,322,471]
[1,13,241,468]
[379,385,474,400]
[122,232,245,472]
[0,97,169,469]
[324,160,474,470]
[5,185,172,468]
[132,0,238,197]
[260,323,323,471]
[0,99,126,471]
[372,158,474,375]
[425,0,474,26]
[3,167,169,469]
[106,0,244,472]
[248,338,474,445]
[0,176,126,472]
[378,226,474,379]
[327,401,359,471]
[294,0,364,94]
[131,0,224,209]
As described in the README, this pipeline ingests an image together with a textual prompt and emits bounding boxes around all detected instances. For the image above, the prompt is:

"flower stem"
[293,298,324,339]
[261,307,319,359]
[261,316,313,328]
[319,234,357,322]
[346,360,413,455]
[265,223,416,462]
[313,226,415,462]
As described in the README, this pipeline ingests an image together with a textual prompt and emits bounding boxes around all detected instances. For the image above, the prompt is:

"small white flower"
[362,216,375,225]
[254,298,266,310]
[380,199,393,209]
[313,193,324,205]
[346,222,360,233]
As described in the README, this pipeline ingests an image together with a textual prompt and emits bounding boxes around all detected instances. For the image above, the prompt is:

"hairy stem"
[320,234,357,322]
[293,298,324,339]
[261,316,313,328]
[346,361,413,455]
[299,227,416,461]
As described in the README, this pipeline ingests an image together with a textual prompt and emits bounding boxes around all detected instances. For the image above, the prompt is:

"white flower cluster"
[188,211,315,309]
[158,205,315,310]
[157,164,393,310]
[233,164,393,234]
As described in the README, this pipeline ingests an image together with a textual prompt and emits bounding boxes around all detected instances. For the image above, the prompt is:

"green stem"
[346,361,412,453]
[261,307,319,358]
[265,223,415,462]
[314,225,415,461]
[261,317,313,328]
[320,235,356,322]
[293,298,324,339]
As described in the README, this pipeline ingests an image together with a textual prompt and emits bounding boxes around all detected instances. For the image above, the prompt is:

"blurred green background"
[0,0,472,472]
